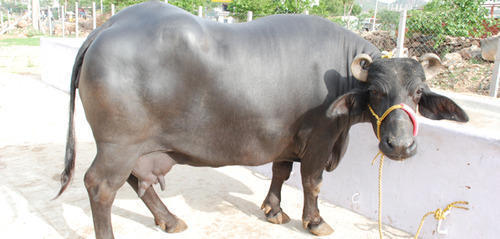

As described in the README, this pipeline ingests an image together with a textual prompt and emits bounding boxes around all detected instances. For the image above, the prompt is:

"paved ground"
[0,71,414,239]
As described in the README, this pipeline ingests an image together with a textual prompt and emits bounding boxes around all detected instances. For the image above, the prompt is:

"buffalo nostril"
[407,140,417,152]
[385,137,394,149]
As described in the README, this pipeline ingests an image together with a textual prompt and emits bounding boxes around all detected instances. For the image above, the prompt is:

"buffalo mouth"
[378,138,417,161]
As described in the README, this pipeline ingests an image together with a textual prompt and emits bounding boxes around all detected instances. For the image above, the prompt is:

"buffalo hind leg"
[301,164,334,236]
[261,161,293,224]
[84,144,141,239]
[126,174,187,233]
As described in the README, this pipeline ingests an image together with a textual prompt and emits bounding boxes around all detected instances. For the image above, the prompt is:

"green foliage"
[350,4,361,16]
[310,0,342,17]
[100,0,212,13]
[102,0,145,10]
[169,0,210,14]
[407,0,493,48]
[25,27,43,38]
[377,10,398,31]
[228,0,312,20]
[274,0,311,14]
[228,0,276,19]
[310,0,361,17]
[1,1,27,13]
[328,16,345,26]
[0,37,40,47]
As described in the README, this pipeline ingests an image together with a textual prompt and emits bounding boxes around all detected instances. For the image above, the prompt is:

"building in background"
[484,0,500,18]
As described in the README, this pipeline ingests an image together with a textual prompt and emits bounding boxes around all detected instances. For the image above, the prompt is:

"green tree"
[169,0,209,14]
[310,0,360,17]
[311,0,342,17]
[101,0,210,14]
[377,10,398,31]
[407,0,493,47]
[102,0,144,10]
[228,0,275,20]
[350,3,360,16]
[273,0,311,14]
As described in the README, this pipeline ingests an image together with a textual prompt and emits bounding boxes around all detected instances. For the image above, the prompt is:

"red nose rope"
[368,103,419,140]
[367,104,468,239]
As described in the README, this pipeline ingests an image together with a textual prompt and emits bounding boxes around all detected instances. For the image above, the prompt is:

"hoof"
[266,211,291,224]
[156,217,187,233]
[303,219,334,236]
[261,203,290,224]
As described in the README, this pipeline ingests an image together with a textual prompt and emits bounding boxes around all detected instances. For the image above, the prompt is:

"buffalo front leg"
[261,161,293,224]
[126,174,187,233]
[300,164,334,236]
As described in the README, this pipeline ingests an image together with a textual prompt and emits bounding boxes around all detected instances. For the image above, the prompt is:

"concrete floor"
[0,72,415,238]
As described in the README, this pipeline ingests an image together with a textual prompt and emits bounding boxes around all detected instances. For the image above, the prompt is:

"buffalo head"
[327,54,469,160]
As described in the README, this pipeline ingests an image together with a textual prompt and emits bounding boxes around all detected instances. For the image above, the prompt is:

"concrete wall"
[40,38,94,143]
[41,38,500,238]
[41,38,84,92]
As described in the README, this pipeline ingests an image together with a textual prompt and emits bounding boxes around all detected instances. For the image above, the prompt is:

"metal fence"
[310,10,499,98]
[399,10,498,98]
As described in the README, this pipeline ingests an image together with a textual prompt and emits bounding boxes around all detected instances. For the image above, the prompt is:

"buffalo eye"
[413,88,424,102]
[370,89,383,98]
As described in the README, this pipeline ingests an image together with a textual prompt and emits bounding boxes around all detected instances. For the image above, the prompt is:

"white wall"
[40,37,84,92]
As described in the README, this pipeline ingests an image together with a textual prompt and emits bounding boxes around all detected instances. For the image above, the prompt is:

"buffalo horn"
[419,53,443,80]
[351,54,373,82]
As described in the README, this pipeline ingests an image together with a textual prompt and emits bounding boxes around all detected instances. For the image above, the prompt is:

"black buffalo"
[56,1,468,238]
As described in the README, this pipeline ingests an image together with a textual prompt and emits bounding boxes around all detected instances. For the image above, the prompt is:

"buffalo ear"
[418,90,469,122]
[327,90,368,119]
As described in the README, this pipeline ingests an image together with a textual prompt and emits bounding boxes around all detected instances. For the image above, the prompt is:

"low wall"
[40,37,84,92]
[41,38,500,238]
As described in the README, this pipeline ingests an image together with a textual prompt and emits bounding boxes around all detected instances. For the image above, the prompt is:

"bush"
[407,0,493,48]
[377,10,399,31]
[310,0,361,18]
[229,0,311,21]
[228,0,276,20]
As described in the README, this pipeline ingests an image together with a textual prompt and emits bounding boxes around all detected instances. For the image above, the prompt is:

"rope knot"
[414,201,469,238]
[433,208,446,220]
[433,201,469,220]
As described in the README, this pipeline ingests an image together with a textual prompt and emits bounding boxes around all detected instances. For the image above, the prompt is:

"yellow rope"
[413,201,469,239]
[369,104,401,239]
[372,152,385,239]
[368,104,469,239]
[368,104,403,141]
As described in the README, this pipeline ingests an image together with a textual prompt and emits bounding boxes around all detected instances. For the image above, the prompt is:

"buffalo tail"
[54,25,107,199]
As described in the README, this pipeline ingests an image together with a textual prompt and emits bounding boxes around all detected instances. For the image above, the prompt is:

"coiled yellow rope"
[368,105,469,239]
[413,201,469,239]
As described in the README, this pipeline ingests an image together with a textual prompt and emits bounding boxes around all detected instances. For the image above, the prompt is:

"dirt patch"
[430,61,498,97]
[360,30,397,52]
